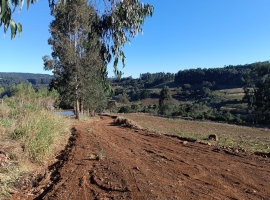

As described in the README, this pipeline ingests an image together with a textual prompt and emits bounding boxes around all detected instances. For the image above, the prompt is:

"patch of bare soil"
[11,116,270,200]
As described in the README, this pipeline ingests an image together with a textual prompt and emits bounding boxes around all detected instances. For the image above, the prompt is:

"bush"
[118,106,135,113]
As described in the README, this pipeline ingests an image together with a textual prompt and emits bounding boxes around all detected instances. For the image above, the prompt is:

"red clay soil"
[11,116,270,200]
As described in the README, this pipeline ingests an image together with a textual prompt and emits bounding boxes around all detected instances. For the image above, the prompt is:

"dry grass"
[118,113,270,153]
[114,116,142,129]
[0,99,70,199]
[219,88,244,94]
[217,88,245,101]
[141,98,159,105]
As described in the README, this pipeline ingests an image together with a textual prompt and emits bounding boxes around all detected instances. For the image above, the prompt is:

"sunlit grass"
[119,113,270,153]
[0,97,70,198]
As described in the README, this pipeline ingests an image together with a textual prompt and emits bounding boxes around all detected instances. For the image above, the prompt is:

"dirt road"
[12,116,270,200]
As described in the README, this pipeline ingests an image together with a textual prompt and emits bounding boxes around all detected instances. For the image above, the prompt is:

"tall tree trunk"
[87,108,90,116]
[75,84,80,120]
[80,97,84,116]
[76,98,80,120]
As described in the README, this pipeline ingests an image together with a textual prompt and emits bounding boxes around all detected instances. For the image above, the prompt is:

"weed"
[0,165,20,199]
[97,149,105,160]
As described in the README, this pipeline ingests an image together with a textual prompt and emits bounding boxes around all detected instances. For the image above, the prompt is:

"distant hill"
[0,72,53,90]
[0,72,53,79]
[174,63,255,87]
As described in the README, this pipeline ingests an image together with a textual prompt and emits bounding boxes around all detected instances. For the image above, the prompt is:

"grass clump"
[12,109,69,162]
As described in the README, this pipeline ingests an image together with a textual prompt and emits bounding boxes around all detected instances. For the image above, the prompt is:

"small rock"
[208,134,218,141]
[226,169,231,172]
[235,149,239,153]
[246,189,256,194]
[183,141,188,145]
[207,143,212,146]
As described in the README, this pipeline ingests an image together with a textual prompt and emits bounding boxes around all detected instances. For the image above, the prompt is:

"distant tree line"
[0,74,52,92]
[0,72,53,79]
[0,77,29,90]
[27,78,51,85]
[111,72,175,89]
[174,64,253,86]
[140,72,175,88]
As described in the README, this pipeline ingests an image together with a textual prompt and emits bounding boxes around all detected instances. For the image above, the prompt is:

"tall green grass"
[11,108,68,162]
[0,84,70,198]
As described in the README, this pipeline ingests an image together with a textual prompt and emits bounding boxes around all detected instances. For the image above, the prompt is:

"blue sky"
[1,0,270,78]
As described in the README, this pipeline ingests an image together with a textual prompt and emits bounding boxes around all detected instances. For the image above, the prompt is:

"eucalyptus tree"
[43,0,107,119]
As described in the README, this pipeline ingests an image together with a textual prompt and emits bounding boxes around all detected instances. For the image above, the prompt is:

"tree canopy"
[159,86,173,115]
[43,0,110,119]
[174,65,252,86]
[243,61,270,124]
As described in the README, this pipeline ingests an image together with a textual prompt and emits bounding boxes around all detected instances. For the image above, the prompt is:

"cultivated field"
[118,113,270,153]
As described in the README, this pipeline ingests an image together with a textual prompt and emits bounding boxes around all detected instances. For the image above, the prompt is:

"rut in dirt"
[12,116,270,200]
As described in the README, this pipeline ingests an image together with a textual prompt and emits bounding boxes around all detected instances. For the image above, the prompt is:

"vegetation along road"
[11,115,270,200]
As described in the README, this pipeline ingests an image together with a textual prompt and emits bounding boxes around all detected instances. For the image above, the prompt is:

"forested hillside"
[174,64,253,86]
[110,62,264,90]
[108,61,270,125]
[0,72,53,91]
[0,72,52,79]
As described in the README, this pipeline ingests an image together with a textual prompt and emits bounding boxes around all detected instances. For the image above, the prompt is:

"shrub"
[118,106,135,113]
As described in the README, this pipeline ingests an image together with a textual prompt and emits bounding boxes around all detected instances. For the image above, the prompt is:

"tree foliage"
[117,92,130,104]
[0,73,52,92]
[159,86,173,115]
[43,0,108,119]
[140,72,175,88]
[174,65,252,86]
[243,62,270,124]
[0,0,25,39]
